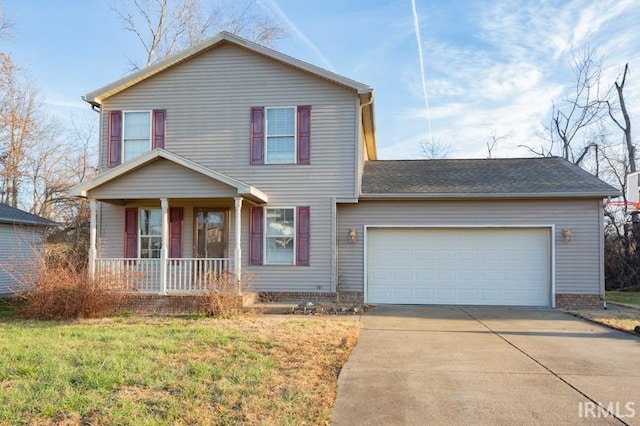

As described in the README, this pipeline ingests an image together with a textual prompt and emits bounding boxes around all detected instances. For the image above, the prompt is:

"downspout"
[356,92,374,198]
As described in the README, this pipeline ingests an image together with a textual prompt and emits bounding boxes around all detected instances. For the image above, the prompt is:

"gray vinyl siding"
[93,43,358,292]
[98,44,357,199]
[91,159,237,199]
[242,199,333,293]
[97,198,333,292]
[337,198,604,296]
[0,224,45,295]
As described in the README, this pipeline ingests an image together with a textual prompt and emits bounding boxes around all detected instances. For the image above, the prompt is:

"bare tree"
[523,49,607,164]
[605,63,635,173]
[0,54,41,208]
[486,130,511,159]
[420,138,452,159]
[0,5,14,40]
[112,0,286,68]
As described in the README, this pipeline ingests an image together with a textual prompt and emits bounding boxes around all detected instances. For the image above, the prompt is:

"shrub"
[200,272,256,318]
[9,249,132,320]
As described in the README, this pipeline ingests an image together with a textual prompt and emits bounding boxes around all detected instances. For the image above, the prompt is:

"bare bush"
[8,249,132,320]
[199,272,256,318]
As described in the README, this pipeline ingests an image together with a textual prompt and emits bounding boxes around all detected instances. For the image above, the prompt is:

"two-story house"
[71,32,617,309]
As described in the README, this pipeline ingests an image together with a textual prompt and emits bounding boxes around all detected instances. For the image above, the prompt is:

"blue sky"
[1,0,639,160]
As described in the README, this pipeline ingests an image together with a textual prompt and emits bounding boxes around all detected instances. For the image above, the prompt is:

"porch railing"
[94,257,230,294]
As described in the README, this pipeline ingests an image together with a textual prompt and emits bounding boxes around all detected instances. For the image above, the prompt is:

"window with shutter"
[297,106,311,165]
[124,207,138,258]
[249,206,264,265]
[108,110,122,167]
[296,206,310,266]
[169,207,183,258]
[152,109,166,149]
[250,107,265,165]
[250,105,311,165]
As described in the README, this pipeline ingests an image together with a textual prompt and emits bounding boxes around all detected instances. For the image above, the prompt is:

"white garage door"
[366,227,551,306]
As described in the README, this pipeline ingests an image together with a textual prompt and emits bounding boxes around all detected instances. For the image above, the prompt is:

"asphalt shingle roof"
[361,157,619,197]
[0,203,57,227]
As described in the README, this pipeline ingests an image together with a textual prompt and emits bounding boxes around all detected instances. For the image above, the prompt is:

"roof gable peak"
[83,31,372,106]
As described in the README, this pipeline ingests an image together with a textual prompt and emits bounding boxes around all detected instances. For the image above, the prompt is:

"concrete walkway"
[333,306,640,426]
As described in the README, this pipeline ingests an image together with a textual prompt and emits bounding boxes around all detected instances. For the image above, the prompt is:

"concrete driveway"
[332,306,640,426]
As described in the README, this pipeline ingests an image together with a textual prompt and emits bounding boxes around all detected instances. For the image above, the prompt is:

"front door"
[195,209,227,258]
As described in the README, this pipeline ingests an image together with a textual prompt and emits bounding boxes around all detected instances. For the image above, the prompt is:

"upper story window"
[108,109,165,167]
[123,111,151,162]
[250,105,311,166]
[266,107,295,164]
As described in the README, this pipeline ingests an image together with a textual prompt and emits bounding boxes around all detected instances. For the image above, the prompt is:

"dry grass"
[0,314,362,425]
[570,307,640,334]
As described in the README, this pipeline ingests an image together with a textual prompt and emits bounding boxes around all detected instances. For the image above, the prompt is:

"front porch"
[69,149,270,295]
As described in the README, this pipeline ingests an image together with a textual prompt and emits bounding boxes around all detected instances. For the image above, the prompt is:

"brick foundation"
[116,294,209,314]
[115,294,245,315]
[555,294,603,310]
[257,291,364,304]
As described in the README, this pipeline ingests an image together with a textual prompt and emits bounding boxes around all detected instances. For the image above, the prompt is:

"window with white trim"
[139,209,162,259]
[123,111,151,161]
[265,107,295,164]
[265,208,295,264]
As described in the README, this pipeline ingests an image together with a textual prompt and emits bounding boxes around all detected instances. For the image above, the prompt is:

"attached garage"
[337,158,620,309]
[366,227,551,307]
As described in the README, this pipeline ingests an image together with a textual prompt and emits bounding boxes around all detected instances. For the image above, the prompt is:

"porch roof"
[70,149,268,203]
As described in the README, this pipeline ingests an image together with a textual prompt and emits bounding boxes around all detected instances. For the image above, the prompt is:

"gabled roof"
[0,203,57,227]
[70,149,269,203]
[84,32,372,105]
[82,31,377,160]
[361,157,619,199]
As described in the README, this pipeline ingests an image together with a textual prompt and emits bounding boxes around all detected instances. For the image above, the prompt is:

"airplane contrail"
[257,0,336,72]
[410,0,434,144]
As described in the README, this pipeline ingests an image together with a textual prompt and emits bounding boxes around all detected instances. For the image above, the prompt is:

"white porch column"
[233,197,243,287]
[88,199,97,278]
[160,198,169,295]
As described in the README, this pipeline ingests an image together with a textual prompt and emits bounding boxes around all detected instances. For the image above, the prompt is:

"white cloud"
[375,0,640,160]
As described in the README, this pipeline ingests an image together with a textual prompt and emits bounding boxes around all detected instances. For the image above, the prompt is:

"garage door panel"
[367,228,551,307]
[415,269,435,280]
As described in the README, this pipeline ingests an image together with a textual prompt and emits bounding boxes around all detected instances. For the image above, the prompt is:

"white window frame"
[265,106,297,164]
[123,110,152,162]
[138,208,162,259]
[264,206,296,265]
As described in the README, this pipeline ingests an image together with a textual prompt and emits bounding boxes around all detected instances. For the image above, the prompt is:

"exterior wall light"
[348,228,357,243]
[562,228,574,242]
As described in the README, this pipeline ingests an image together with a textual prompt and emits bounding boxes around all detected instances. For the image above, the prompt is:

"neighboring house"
[71,32,618,309]
[0,203,56,296]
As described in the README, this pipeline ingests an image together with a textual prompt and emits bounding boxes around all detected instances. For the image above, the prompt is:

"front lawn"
[0,310,361,424]
[606,291,640,307]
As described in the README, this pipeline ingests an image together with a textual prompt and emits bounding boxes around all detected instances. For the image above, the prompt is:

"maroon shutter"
[250,107,265,165]
[297,105,311,165]
[124,207,138,258]
[249,206,263,265]
[169,207,183,258]
[152,109,166,149]
[296,206,310,266]
[108,110,122,167]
